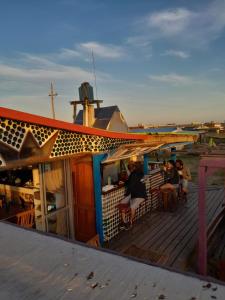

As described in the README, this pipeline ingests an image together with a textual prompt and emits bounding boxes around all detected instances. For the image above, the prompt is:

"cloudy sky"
[0,0,225,125]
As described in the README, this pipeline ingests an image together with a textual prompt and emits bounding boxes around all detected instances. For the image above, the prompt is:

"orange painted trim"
[0,107,147,140]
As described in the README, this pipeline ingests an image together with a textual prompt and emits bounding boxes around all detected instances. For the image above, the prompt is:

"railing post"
[198,165,207,275]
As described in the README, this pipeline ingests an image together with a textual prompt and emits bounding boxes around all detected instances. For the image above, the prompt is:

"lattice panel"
[0,117,57,151]
[50,130,133,157]
[29,124,56,147]
[150,171,164,210]
[0,117,135,159]
[101,172,164,241]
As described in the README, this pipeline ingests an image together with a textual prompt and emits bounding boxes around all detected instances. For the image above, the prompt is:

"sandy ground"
[177,153,225,186]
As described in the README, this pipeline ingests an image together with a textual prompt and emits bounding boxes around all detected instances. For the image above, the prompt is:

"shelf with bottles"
[148,161,163,174]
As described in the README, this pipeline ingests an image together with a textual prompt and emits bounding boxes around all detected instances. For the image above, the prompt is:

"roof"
[102,143,163,164]
[130,127,200,135]
[0,106,146,141]
[75,105,121,129]
[130,127,178,133]
[0,223,224,300]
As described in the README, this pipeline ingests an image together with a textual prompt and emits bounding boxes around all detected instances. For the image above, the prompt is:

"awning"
[101,143,164,164]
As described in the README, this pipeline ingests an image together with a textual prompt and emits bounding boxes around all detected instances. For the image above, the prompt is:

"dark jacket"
[164,168,179,185]
[125,170,147,199]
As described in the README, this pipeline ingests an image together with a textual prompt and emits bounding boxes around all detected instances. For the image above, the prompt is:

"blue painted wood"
[93,153,107,245]
[144,154,149,175]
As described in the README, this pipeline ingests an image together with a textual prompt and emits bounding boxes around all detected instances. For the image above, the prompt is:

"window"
[39,160,70,237]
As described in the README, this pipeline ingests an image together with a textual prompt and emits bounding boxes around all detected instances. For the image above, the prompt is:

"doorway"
[72,158,96,242]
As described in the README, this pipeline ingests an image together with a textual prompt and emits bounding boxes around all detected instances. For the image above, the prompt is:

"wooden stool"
[161,190,170,210]
[161,189,177,211]
[116,203,130,214]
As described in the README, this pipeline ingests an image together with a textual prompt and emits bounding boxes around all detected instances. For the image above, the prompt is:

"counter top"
[102,184,125,195]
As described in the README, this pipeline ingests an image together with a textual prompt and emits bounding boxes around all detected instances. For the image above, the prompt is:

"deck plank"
[108,187,225,272]
[169,189,224,269]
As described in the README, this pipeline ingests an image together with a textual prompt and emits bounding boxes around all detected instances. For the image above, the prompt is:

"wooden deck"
[106,185,225,272]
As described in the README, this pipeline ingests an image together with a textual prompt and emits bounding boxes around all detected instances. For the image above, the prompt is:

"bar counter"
[101,170,164,242]
[0,184,35,203]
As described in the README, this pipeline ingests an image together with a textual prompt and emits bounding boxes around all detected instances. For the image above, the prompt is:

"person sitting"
[175,159,191,197]
[119,161,147,230]
[160,159,180,198]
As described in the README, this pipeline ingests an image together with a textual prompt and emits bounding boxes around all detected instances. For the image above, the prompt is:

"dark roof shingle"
[75,105,120,129]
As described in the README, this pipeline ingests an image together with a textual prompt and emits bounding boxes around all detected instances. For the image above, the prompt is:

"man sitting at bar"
[119,162,147,230]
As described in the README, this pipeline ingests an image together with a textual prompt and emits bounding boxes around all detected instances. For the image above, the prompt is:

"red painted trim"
[0,107,147,140]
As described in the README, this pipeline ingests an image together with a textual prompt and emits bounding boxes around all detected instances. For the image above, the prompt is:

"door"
[72,159,96,242]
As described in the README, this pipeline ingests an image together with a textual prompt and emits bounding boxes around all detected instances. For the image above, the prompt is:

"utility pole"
[48,82,58,119]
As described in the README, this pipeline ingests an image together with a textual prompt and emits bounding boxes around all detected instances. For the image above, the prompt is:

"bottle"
[107,176,111,185]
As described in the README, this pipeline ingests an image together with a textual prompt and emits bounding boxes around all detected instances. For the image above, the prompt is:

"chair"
[16,209,35,228]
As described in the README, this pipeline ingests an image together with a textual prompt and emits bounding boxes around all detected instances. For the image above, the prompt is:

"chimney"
[83,98,89,126]
[88,104,95,127]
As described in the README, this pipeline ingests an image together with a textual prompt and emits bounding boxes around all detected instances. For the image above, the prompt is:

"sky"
[0,0,225,125]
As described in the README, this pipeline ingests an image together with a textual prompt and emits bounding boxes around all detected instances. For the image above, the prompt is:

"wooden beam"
[198,165,207,276]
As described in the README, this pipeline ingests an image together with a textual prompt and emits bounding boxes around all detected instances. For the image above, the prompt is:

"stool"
[0,199,3,208]
[178,183,187,203]
[161,189,177,211]
[116,203,130,214]
[116,203,131,224]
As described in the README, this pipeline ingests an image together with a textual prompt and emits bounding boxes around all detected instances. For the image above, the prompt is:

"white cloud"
[79,41,125,59]
[147,8,194,36]
[126,36,151,48]
[162,49,190,59]
[0,62,92,82]
[0,52,113,83]
[57,48,81,59]
[141,0,225,48]
[149,73,192,85]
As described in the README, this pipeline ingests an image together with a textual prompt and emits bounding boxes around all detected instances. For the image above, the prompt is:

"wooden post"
[48,82,58,119]
[198,165,207,275]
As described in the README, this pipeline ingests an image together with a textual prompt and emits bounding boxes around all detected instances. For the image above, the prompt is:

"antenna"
[91,50,98,100]
[48,82,58,119]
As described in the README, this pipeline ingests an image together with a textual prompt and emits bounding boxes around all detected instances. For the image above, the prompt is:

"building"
[75,105,128,132]
[0,106,196,243]
[71,82,128,132]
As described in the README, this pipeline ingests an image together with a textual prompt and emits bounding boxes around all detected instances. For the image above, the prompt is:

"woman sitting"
[160,160,180,198]
[175,159,191,196]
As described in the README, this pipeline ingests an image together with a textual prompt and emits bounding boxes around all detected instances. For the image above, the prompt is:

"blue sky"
[0,0,225,125]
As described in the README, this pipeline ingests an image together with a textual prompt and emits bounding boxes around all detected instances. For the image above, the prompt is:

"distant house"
[74,105,129,132]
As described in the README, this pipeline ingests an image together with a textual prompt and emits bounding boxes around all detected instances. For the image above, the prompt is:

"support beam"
[198,166,207,275]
